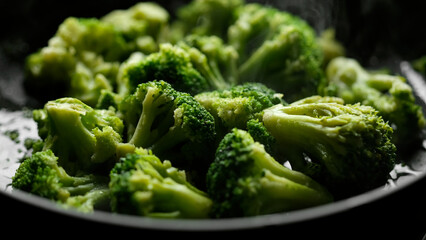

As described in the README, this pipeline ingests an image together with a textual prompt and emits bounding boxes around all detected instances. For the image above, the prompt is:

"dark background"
[1,0,426,238]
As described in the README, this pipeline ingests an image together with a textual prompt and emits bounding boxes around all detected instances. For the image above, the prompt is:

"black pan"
[1,0,425,238]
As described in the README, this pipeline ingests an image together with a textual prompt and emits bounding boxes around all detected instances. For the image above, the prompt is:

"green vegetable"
[33,97,125,174]
[228,3,325,102]
[206,129,332,218]
[109,148,212,218]
[261,98,397,198]
[12,150,110,213]
[321,57,426,150]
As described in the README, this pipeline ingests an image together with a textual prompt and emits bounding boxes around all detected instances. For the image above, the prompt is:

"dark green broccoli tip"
[12,150,109,207]
[125,43,211,96]
[34,97,124,174]
[109,148,212,218]
[262,100,397,199]
[206,129,333,218]
[323,57,426,150]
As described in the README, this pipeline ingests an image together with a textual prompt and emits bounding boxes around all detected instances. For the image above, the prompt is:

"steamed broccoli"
[101,2,170,54]
[178,34,239,89]
[119,80,216,175]
[206,128,332,218]
[322,57,426,149]
[109,148,212,218]
[194,82,285,135]
[173,0,244,40]
[33,97,125,174]
[261,99,397,198]
[12,150,110,213]
[121,43,211,96]
[228,3,324,102]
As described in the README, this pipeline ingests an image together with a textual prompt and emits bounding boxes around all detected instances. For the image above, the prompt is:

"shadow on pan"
[0,0,425,238]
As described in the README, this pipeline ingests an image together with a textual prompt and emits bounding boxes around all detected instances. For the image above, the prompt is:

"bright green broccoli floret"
[194,82,285,133]
[109,148,212,218]
[119,80,216,173]
[33,97,125,174]
[228,3,324,102]
[206,129,332,218]
[178,34,240,90]
[101,2,170,54]
[173,0,244,40]
[261,99,397,198]
[123,43,211,96]
[12,150,110,212]
[322,57,426,150]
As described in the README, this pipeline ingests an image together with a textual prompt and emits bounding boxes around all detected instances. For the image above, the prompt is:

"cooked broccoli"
[24,17,126,106]
[206,128,332,218]
[322,57,426,150]
[109,148,212,218]
[228,3,324,102]
[194,82,285,135]
[101,2,170,54]
[178,34,239,89]
[12,150,110,213]
[33,97,125,174]
[316,28,346,68]
[122,43,211,96]
[119,80,216,175]
[173,0,244,40]
[261,99,397,198]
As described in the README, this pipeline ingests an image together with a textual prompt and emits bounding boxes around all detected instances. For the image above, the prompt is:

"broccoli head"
[109,148,212,218]
[101,2,170,54]
[122,43,211,96]
[119,80,216,175]
[173,0,244,40]
[261,99,397,198]
[12,150,110,212]
[33,97,125,174]
[206,128,332,218]
[322,57,426,150]
[178,34,239,89]
[194,82,285,133]
[228,3,324,102]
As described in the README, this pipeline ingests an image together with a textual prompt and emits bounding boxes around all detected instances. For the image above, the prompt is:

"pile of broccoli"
[12,0,425,219]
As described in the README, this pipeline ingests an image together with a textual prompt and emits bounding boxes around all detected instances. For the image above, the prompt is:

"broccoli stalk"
[206,129,332,218]
[33,97,125,174]
[109,148,212,218]
[261,99,397,198]
[322,57,426,150]
[12,150,110,212]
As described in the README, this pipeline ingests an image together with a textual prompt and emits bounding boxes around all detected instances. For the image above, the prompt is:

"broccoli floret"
[119,80,216,178]
[261,99,397,198]
[12,150,110,212]
[24,17,127,106]
[194,82,285,135]
[33,97,125,174]
[109,148,212,218]
[173,0,244,40]
[178,34,240,90]
[101,2,170,54]
[228,3,324,102]
[123,43,211,96]
[316,28,346,68]
[322,57,426,150]
[206,129,332,218]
